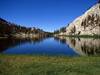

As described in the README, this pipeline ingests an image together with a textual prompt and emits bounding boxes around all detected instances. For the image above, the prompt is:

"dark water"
[0,36,100,56]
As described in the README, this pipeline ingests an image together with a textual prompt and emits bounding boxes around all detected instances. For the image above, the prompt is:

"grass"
[0,54,100,75]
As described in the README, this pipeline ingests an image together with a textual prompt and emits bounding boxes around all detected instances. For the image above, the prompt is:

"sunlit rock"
[65,3,100,36]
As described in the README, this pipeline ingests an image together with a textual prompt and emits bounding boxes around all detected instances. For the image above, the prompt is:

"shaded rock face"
[66,3,100,35]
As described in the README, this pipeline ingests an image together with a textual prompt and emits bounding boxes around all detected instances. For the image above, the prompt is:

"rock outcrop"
[65,2,100,36]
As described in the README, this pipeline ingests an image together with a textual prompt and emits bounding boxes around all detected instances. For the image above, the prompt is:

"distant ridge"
[0,18,49,38]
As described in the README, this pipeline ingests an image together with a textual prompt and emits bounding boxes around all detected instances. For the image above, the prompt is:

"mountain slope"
[65,2,100,36]
[0,18,49,38]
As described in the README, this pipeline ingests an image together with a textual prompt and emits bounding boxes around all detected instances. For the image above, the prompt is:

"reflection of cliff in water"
[54,36,100,56]
[0,37,46,53]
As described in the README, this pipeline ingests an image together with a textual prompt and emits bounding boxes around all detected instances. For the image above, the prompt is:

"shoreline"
[54,35,100,38]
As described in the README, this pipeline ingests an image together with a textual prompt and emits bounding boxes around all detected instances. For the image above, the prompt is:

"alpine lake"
[0,36,100,56]
[0,36,100,75]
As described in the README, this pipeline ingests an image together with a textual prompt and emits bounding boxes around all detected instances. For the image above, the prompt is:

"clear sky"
[0,0,97,32]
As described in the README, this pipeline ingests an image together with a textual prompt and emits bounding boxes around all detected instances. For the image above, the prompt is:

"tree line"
[0,18,47,37]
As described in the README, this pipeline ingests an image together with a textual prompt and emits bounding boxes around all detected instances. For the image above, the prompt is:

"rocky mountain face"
[65,2,100,36]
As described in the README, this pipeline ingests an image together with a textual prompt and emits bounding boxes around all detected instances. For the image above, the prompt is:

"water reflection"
[0,37,79,56]
[0,36,100,56]
[54,36,100,56]
[0,37,45,53]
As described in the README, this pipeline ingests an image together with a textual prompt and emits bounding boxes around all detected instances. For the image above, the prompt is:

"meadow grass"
[0,54,100,75]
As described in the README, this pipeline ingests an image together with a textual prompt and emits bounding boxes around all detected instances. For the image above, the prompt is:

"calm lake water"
[0,37,100,56]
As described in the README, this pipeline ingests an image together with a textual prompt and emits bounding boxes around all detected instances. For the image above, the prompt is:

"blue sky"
[0,0,97,32]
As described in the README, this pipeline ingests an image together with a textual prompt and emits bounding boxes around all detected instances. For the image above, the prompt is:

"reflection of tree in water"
[81,41,100,56]
[54,37,76,47]
[54,37,66,44]
[54,36,100,56]
[70,38,76,47]
[0,37,46,53]
[0,38,28,52]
